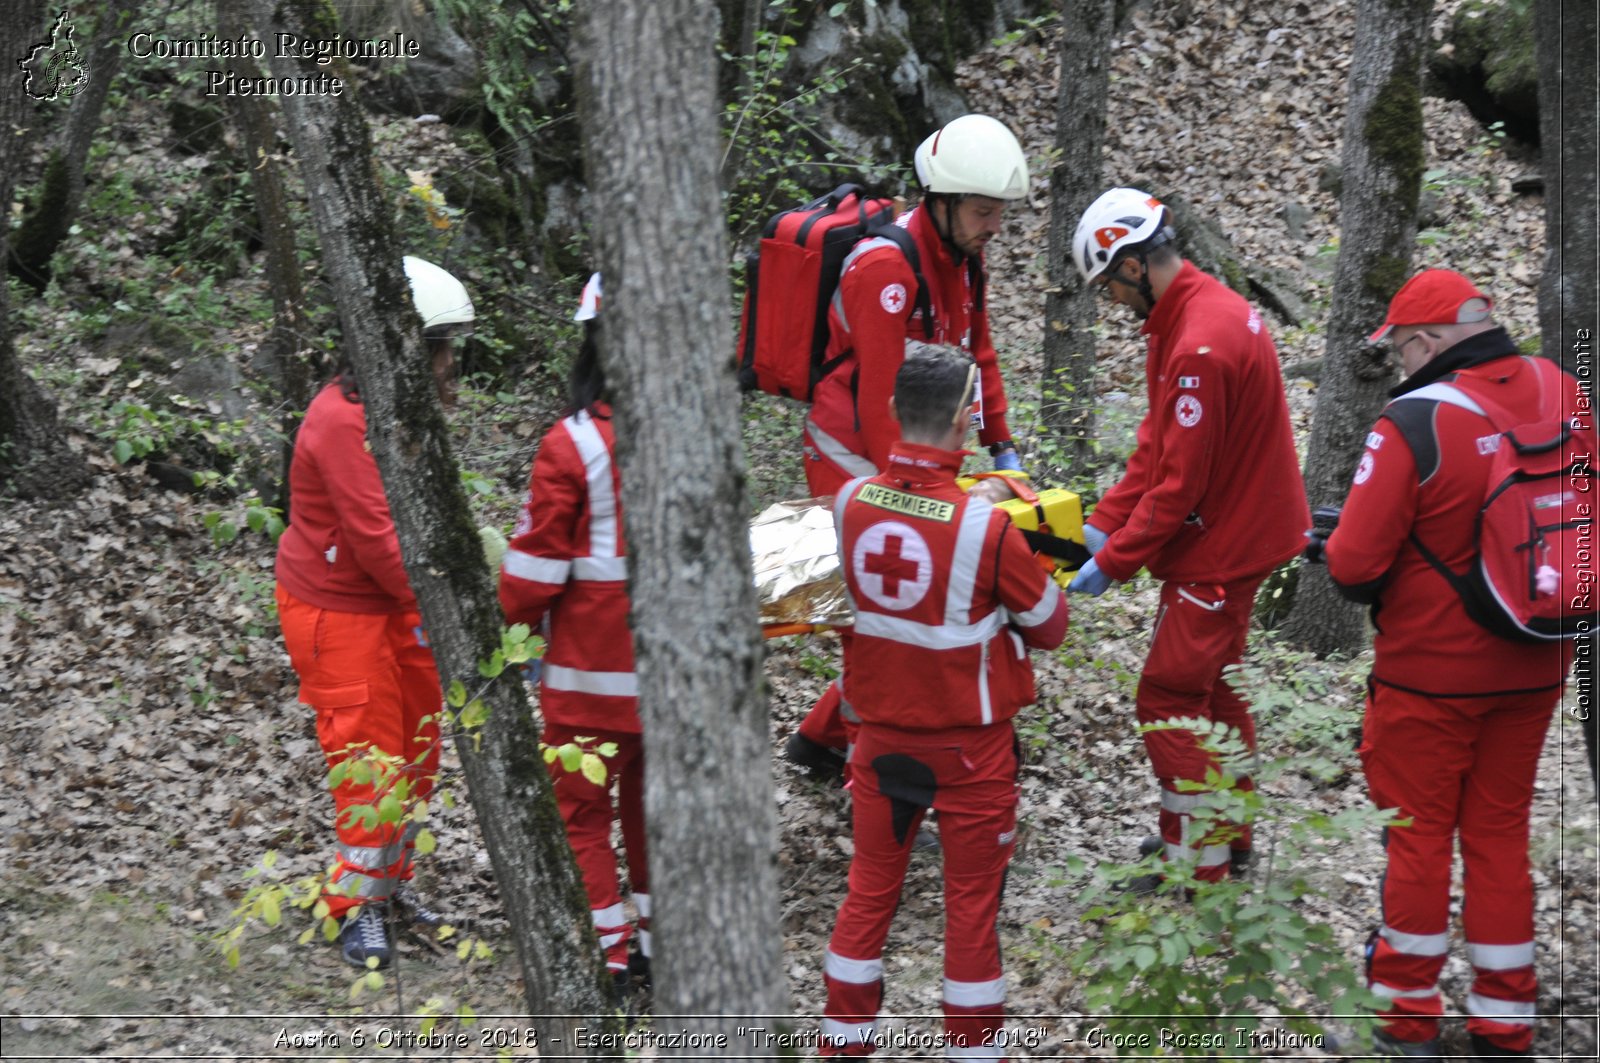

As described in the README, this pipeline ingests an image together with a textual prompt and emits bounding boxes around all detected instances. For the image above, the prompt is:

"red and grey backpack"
[736,184,935,401]
[1387,357,1597,642]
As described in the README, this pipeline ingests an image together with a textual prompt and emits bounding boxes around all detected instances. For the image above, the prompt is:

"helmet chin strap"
[1107,253,1158,318]
[930,195,969,265]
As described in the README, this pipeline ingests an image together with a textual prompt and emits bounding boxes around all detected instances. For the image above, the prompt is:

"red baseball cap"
[1368,269,1493,341]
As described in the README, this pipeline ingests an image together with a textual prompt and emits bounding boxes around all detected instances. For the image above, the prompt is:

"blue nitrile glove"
[1068,557,1112,596]
[1083,524,1109,556]
[992,448,1025,473]
[519,660,543,684]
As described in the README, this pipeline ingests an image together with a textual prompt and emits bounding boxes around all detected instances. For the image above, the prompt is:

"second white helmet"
[1071,187,1177,283]
[403,255,476,329]
[914,114,1029,201]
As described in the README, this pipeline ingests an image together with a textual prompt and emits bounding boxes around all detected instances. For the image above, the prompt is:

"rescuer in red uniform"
[1314,270,1586,1059]
[275,256,473,968]
[498,275,650,993]
[789,114,1034,777]
[1066,188,1310,887]
[819,342,1069,1058]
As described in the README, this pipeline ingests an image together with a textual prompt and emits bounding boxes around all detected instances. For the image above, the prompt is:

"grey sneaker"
[393,882,445,928]
[339,904,391,969]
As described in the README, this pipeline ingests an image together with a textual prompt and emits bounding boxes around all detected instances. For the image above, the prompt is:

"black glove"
[1302,505,1342,564]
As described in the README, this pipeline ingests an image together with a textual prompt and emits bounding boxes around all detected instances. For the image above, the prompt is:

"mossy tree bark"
[1535,0,1598,776]
[0,0,90,500]
[218,0,313,505]
[1041,0,1113,479]
[7,6,131,292]
[574,0,789,1047]
[1281,0,1431,656]
[246,0,619,1043]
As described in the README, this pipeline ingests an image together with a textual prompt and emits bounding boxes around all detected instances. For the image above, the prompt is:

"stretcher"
[754,474,1088,639]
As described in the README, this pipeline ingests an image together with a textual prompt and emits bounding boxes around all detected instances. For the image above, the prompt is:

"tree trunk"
[218,0,313,504]
[1535,0,1598,776]
[8,6,129,291]
[1040,0,1113,479]
[1281,0,1431,655]
[574,0,790,1049]
[246,0,619,1045]
[0,0,90,500]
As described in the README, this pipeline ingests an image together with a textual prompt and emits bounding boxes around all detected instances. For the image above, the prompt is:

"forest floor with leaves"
[1,3,1596,1061]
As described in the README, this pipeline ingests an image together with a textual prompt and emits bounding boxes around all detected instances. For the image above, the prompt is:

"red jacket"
[276,381,415,614]
[806,205,1012,473]
[1326,332,1582,695]
[837,442,1068,730]
[499,404,639,733]
[1088,262,1309,583]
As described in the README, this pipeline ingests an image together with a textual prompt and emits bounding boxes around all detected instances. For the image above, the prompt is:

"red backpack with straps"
[1390,358,1597,642]
[736,184,933,401]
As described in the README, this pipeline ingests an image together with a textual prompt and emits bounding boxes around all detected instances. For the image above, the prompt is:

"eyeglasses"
[1393,330,1437,359]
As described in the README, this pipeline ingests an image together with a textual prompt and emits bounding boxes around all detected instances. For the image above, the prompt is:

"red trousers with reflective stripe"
[276,586,441,919]
[1135,576,1262,880]
[824,722,1017,1056]
[1361,682,1556,1049]
[544,722,648,971]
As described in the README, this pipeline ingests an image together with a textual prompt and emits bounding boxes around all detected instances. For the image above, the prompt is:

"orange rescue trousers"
[276,586,441,919]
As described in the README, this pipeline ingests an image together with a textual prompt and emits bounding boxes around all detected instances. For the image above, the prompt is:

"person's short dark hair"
[895,341,974,441]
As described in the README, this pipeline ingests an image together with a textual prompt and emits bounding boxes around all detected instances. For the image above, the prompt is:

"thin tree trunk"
[8,6,129,291]
[1536,0,1598,778]
[574,0,789,1049]
[246,0,618,1045]
[1281,0,1431,655]
[217,0,312,504]
[0,0,90,499]
[1041,0,1113,479]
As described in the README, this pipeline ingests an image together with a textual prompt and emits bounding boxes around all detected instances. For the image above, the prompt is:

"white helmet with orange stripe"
[1071,187,1177,284]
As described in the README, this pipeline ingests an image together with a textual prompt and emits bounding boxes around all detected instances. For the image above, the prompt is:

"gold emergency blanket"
[750,497,851,628]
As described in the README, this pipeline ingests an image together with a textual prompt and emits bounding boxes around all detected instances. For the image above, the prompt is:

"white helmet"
[1071,187,1177,283]
[403,255,475,329]
[913,115,1029,200]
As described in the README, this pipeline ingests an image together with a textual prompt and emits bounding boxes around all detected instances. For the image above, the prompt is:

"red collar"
[1141,259,1203,339]
[908,203,979,273]
[884,441,969,486]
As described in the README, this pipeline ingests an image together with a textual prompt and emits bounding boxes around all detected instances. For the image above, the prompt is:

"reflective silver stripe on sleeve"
[1011,583,1062,629]
[633,892,651,919]
[1381,925,1450,957]
[1467,941,1535,971]
[977,637,992,725]
[808,419,878,478]
[638,928,652,957]
[572,555,627,581]
[945,497,992,627]
[854,610,1004,651]
[544,664,638,698]
[1465,992,1536,1023]
[943,975,1006,1007]
[501,550,572,584]
[830,235,902,333]
[1198,843,1230,869]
